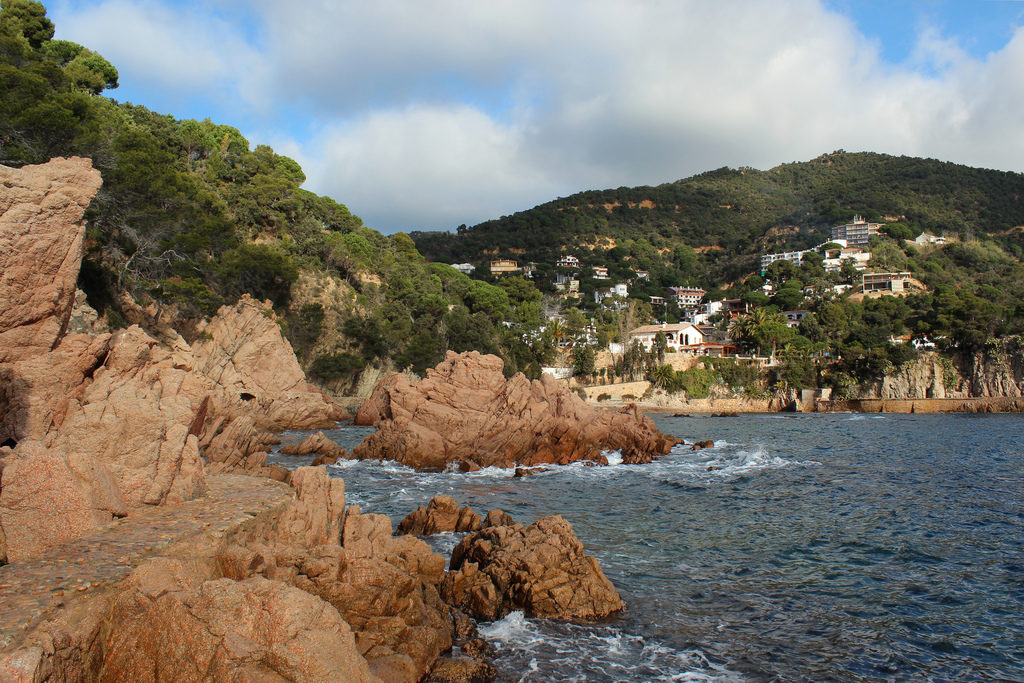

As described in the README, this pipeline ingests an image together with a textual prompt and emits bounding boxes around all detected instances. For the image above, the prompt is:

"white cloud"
[46,0,1024,232]
[50,0,267,112]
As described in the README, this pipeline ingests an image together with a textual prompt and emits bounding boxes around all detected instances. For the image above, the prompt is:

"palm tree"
[730,308,791,362]
[649,363,678,392]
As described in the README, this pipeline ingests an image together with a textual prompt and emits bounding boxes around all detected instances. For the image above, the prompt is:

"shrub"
[597,393,611,402]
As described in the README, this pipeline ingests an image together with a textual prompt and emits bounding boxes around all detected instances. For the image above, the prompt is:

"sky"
[47,0,1024,234]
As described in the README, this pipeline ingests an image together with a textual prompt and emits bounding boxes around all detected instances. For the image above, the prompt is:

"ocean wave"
[478,612,740,682]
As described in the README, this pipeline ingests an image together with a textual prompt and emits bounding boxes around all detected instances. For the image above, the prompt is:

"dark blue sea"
[274,413,1024,681]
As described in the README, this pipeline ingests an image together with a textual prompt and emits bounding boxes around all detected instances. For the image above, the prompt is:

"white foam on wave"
[846,414,887,421]
[478,612,740,682]
[604,450,624,466]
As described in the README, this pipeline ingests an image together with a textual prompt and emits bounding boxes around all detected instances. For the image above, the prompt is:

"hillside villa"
[490,259,520,275]
[629,322,704,351]
[831,215,881,247]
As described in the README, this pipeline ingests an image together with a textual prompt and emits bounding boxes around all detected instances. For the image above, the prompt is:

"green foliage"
[218,243,298,307]
[677,367,717,399]
[310,352,365,382]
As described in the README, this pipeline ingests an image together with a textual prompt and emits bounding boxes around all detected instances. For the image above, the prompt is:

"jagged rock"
[396,495,482,536]
[191,295,350,430]
[442,515,624,621]
[0,158,102,363]
[41,326,209,507]
[215,469,456,682]
[102,561,378,682]
[312,453,339,466]
[280,430,350,460]
[691,439,715,451]
[482,509,515,528]
[425,655,497,683]
[353,351,680,470]
[0,440,126,561]
[0,333,111,444]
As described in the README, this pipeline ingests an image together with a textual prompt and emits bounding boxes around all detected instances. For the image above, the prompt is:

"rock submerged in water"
[279,430,350,462]
[353,351,680,471]
[397,494,482,536]
[441,515,624,622]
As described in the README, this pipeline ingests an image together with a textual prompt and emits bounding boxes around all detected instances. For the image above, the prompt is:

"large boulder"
[191,295,350,430]
[280,430,350,461]
[102,561,378,682]
[442,515,624,621]
[396,495,482,536]
[0,157,102,362]
[216,469,456,682]
[42,326,209,507]
[353,351,679,470]
[0,440,126,561]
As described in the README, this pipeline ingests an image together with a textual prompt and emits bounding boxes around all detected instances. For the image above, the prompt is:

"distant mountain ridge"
[412,151,1024,286]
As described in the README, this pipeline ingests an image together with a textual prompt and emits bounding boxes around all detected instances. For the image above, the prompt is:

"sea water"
[272,413,1024,681]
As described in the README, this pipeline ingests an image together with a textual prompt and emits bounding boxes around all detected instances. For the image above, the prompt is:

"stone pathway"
[0,474,293,651]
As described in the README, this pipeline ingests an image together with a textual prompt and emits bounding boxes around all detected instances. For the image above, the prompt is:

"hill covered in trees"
[0,0,558,385]
[412,152,1024,289]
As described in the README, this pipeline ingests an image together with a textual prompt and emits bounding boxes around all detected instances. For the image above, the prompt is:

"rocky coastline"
[0,158,670,681]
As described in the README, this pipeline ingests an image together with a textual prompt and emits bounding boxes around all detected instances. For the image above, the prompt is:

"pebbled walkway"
[0,474,293,652]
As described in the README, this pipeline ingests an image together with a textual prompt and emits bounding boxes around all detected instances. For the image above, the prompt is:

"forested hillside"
[0,0,560,385]
[413,152,1024,288]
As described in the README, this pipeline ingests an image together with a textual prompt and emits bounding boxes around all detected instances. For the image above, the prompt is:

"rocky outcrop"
[102,566,378,682]
[396,495,482,536]
[0,440,126,561]
[280,430,350,461]
[0,158,102,362]
[207,467,456,682]
[441,515,624,621]
[192,295,350,430]
[354,351,679,470]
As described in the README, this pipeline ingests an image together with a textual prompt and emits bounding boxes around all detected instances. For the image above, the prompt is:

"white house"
[450,263,475,275]
[628,322,705,352]
[556,255,580,268]
[592,265,610,280]
[667,286,706,307]
[595,283,628,305]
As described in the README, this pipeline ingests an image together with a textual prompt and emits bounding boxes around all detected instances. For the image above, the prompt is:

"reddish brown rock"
[42,326,209,507]
[216,468,456,682]
[102,560,378,683]
[0,158,102,363]
[280,430,350,460]
[482,509,516,528]
[191,295,350,430]
[442,515,624,621]
[0,440,126,561]
[396,495,482,536]
[0,333,111,444]
[353,351,679,470]
[691,439,715,451]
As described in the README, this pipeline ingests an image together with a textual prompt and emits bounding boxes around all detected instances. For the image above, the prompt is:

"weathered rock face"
[442,515,624,622]
[396,495,482,536]
[280,430,350,461]
[43,326,209,507]
[102,561,378,683]
[0,440,126,562]
[216,467,456,682]
[0,158,102,363]
[354,351,679,470]
[192,295,350,430]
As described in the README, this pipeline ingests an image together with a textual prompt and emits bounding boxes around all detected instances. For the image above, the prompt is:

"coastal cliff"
[0,157,629,682]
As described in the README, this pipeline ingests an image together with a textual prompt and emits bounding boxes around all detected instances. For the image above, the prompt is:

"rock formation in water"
[354,351,680,470]
[279,430,350,461]
[441,515,624,621]
[396,495,482,536]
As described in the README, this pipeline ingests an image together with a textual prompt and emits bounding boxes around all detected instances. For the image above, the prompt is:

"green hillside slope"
[412,152,1024,287]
